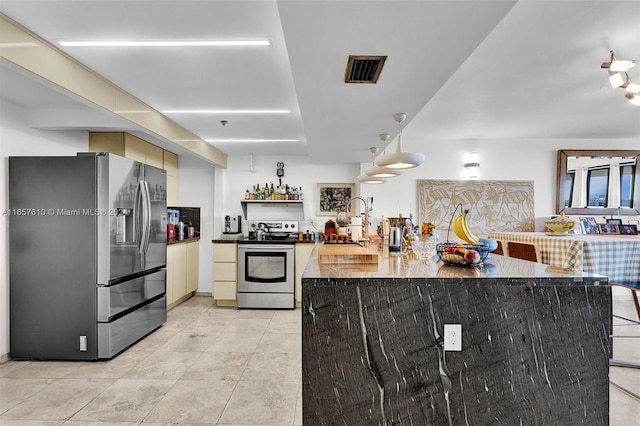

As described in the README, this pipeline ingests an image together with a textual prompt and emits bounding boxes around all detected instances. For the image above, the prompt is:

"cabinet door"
[186,242,199,293]
[214,243,236,262]
[167,244,187,305]
[167,175,178,206]
[123,134,147,164]
[145,144,164,169]
[163,150,178,176]
[213,281,237,301]
[89,132,125,156]
[166,245,178,305]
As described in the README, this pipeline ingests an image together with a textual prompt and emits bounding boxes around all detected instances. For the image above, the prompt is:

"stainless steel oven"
[237,220,298,309]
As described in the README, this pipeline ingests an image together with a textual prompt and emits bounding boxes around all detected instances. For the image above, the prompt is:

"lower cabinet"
[295,243,315,306]
[213,242,237,307]
[167,240,199,309]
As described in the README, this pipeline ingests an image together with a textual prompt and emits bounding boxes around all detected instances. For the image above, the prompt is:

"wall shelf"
[241,200,304,219]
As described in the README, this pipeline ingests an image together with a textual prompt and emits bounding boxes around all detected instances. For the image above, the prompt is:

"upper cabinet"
[89,132,177,204]
[163,150,178,206]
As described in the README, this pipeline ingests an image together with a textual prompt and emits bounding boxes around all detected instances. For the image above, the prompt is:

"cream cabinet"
[89,132,177,203]
[167,240,200,309]
[186,241,200,293]
[163,150,178,206]
[213,242,237,307]
[295,243,315,306]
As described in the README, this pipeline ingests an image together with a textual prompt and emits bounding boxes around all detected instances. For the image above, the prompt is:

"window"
[564,172,575,208]
[620,164,635,208]
[586,168,609,207]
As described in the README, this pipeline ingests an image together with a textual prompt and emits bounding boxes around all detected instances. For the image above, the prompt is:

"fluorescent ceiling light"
[162,109,290,114]
[0,42,38,48]
[59,40,270,47]
[205,139,300,143]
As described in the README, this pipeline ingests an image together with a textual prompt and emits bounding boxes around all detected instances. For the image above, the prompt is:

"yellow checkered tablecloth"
[488,232,640,288]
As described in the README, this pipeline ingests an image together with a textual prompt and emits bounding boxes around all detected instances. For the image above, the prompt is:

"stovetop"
[238,235,297,244]
[240,220,299,244]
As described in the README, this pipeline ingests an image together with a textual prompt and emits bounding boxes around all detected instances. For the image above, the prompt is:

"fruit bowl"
[436,242,489,267]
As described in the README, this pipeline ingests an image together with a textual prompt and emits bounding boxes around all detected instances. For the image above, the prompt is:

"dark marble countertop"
[303,243,606,284]
[167,237,200,246]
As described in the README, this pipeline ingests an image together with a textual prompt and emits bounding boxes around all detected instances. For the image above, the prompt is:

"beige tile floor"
[0,296,638,425]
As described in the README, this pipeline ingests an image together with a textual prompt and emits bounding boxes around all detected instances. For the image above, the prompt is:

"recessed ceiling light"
[205,139,300,143]
[58,40,271,47]
[162,109,290,114]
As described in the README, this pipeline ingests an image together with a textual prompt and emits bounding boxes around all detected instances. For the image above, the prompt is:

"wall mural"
[417,179,535,239]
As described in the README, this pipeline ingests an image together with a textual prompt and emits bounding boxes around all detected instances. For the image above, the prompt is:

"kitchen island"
[302,248,610,425]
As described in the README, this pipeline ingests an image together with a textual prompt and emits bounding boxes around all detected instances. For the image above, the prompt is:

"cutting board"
[317,244,379,264]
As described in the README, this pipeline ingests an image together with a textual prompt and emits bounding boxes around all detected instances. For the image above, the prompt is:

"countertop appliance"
[9,152,167,360]
[237,220,297,309]
[224,215,242,234]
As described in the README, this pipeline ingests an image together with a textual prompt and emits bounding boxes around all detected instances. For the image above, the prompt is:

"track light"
[626,93,640,106]
[609,72,625,88]
[602,50,639,107]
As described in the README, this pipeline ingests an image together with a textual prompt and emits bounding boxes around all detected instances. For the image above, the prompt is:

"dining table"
[487,231,640,289]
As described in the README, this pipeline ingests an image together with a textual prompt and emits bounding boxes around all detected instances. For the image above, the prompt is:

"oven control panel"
[248,220,298,233]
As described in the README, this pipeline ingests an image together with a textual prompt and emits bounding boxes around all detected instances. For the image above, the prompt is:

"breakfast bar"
[302,248,610,425]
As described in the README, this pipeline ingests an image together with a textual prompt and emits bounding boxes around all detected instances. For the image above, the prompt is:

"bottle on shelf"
[245,189,250,200]
[299,187,303,200]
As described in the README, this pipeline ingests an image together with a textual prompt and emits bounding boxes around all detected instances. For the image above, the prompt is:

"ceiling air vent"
[345,55,387,84]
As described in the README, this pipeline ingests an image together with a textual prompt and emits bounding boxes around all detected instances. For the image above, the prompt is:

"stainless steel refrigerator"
[9,152,167,360]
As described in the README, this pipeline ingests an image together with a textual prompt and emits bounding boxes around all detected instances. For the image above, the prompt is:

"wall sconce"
[464,152,480,179]
[601,50,639,106]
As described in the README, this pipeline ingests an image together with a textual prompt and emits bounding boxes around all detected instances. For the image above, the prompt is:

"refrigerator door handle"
[134,180,143,253]
[142,180,152,253]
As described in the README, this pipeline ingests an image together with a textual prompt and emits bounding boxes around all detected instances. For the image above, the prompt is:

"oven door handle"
[239,245,294,251]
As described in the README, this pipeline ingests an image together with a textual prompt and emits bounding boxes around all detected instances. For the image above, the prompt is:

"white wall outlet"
[444,324,462,351]
[79,335,87,352]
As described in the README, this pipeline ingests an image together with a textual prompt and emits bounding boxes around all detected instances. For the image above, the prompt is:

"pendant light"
[364,135,403,178]
[358,147,387,184]
[375,113,425,169]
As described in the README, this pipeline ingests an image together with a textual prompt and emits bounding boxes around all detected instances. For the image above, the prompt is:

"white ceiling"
[1,0,639,165]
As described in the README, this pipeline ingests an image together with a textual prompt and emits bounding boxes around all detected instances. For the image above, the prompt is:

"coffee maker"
[224,215,242,234]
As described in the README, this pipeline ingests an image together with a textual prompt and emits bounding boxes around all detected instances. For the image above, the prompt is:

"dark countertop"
[168,237,200,246]
[212,238,320,244]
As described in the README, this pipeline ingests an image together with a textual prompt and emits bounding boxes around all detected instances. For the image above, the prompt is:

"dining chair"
[493,240,507,256]
[506,241,540,262]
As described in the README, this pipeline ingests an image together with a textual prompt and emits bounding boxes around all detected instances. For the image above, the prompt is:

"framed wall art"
[606,218,623,225]
[316,183,356,216]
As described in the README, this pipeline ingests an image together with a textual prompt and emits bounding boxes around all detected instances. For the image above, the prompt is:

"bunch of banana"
[453,209,479,244]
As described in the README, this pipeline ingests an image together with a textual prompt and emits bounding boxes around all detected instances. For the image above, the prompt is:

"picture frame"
[316,183,356,216]
[597,223,619,234]
[579,217,598,234]
[606,218,623,225]
[618,224,638,235]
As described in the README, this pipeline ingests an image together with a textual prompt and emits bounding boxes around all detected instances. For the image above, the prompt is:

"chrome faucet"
[347,196,370,245]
